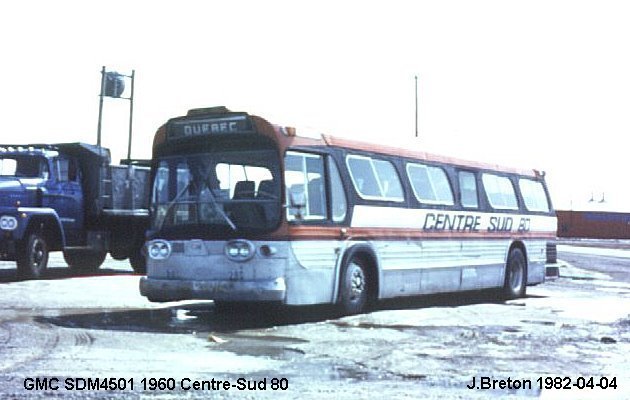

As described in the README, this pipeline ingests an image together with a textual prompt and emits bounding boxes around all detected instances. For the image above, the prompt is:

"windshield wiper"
[202,181,237,231]
[157,181,193,230]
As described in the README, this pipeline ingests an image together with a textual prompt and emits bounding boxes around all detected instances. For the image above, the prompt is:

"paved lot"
[0,246,628,399]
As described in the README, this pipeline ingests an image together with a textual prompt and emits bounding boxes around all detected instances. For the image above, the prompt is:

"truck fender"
[18,207,66,249]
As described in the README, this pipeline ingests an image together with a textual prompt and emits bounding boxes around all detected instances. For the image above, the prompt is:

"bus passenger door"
[283,152,348,304]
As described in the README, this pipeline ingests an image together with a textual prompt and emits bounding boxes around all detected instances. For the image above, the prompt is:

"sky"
[1,0,629,211]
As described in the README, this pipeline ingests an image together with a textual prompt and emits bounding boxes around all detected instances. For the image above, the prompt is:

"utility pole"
[126,69,135,161]
[96,66,135,160]
[97,66,106,148]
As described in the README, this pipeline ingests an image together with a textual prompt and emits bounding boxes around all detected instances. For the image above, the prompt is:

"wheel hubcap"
[509,260,523,291]
[349,263,365,302]
[31,240,45,267]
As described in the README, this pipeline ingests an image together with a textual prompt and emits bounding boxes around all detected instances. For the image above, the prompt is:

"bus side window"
[518,179,550,212]
[346,155,404,202]
[406,163,454,205]
[458,171,478,208]
[482,173,518,210]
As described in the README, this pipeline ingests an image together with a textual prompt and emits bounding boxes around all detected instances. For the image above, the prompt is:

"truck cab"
[0,143,149,278]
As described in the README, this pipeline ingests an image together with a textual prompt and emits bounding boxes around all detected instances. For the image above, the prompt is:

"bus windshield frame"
[151,148,282,239]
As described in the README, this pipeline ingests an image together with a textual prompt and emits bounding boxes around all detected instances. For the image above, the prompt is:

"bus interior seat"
[233,180,255,199]
[257,179,278,223]
[230,180,264,227]
[256,179,276,199]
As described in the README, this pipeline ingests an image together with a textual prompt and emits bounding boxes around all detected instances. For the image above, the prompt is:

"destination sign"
[167,116,253,140]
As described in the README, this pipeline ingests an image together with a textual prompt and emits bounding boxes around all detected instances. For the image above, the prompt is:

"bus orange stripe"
[284,226,555,240]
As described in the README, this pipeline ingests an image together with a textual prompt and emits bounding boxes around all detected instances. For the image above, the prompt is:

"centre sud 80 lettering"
[421,212,532,233]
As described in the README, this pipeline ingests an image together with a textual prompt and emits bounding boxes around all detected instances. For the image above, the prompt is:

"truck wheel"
[129,247,146,274]
[109,247,130,261]
[64,250,107,272]
[503,248,527,299]
[17,233,49,279]
[338,255,369,315]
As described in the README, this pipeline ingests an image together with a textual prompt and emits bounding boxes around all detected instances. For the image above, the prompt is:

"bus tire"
[338,255,369,315]
[17,232,49,279]
[64,250,107,272]
[503,248,527,299]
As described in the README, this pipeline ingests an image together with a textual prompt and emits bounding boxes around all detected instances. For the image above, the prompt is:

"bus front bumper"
[139,276,286,303]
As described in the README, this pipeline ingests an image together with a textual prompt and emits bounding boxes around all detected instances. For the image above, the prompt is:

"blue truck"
[0,143,149,278]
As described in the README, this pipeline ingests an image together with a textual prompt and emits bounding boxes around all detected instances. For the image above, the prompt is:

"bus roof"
[155,107,542,178]
[320,135,540,178]
[271,122,540,178]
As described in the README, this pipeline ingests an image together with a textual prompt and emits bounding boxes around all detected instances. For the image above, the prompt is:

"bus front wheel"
[339,255,369,315]
[503,248,527,299]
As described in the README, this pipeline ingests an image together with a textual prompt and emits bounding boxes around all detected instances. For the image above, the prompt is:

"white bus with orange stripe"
[139,106,557,314]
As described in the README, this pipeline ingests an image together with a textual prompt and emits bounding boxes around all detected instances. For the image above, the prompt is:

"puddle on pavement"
[28,288,546,338]
[35,302,339,335]
[33,304,330,362]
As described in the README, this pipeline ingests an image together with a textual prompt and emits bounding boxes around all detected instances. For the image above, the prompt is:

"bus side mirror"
[288,186,306,220]
[289,191,305,208]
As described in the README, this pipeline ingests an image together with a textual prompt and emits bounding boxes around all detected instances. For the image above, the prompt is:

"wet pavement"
[0,247,628,399]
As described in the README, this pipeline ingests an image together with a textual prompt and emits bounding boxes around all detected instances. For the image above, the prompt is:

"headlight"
[0,215,18,231]
[225,240,255,262]
[148,240,171,260]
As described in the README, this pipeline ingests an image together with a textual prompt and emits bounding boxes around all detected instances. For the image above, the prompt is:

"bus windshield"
[151,149,281,235]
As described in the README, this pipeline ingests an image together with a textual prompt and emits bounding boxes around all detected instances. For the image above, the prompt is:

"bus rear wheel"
[503,248,527,299]
[339,256,369,315]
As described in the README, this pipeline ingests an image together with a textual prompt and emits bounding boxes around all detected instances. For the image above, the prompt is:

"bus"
[139,106,557,314]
